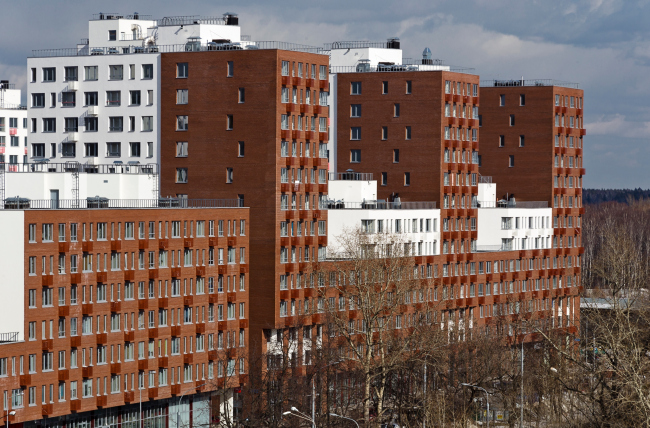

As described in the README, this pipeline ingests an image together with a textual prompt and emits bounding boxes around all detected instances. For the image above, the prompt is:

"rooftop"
[480,79,580,89]
[1,197,244,210]
[477,200,549,208]
[91,13,154,21]
[328,172,374,181]
[323,39,401,50]
[326,200,437,210]
[330,58,474,74]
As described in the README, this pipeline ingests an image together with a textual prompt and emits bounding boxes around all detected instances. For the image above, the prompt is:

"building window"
[85,91,98,106]
[84,66,98,81]
[109,65,123,80]
[350,149,361,163]
[32,93,45,108]
[238,88,245,103]
[519,135,525,147]
[509,114,515,126]
[109,116,123,132]
[381,172,387,186]
[176,168,188,183]
[64,66,78,82]
[62,143,76,157]
[84,117,98,132]
[130,142,141,157]
[43,68,56,82]
[62,92,75,107]
[381,126,387,140]
[405,126,411,140]
[350,127,361,140]
[393,149,399,163]
[142,116,153,132]
[177,63,188,78]
[226,168,233,183]
[64,117,78,132]
[176,142,188,157]
[176,89,188,105]
[394,103,400,117]
[351,104,361,117]
[404,172,410,186]
[32,144,45,158]
[43,118,56,133]
[142,64,153,79]
[406,80,412,94]
[509,155,515,167]
[107,91,121,106]
[520,94,525,106]
[106,142,121,157]
[499,135,504,147]
[130,90,141,105]
[382,81,388,94]
[108,30,116,41]
[227,115,233,130]
[499,94,505,106]
[177,116,188,131]
[227,61,234,77]
[238,141,244,157]
[351,82,361,95]
[85,143,98,157]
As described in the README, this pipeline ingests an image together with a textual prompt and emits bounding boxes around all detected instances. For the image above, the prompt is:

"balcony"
[158,357,168,368]
[124,391,134,403]
[82,366,93,378]
[149,269,159,279]
[158,297,168,308]
[70,336,81,347]
[111,240,121,251]
[96,333,107,345]
[184,296,193,306]
[148,328,158,339]
[138,360,148,371]
[227,292,237,303]
[184,354,193,364]
[70,399,81,412]
[196,266,205,276]
[96,395,107,408]
[171,384,181,395]
[240,264,249,274]
[59,242,70,253]
[139,240,148,250]
[209,237,218,247]
[124,270,134,281]
[58,306,70,317]
[110,363,121,374]
[82,241,94,252]
[19,374,31,387]
[159,239,169,250]
[124,330,134,342]
[208,350,218,360]
[42,403,53,417]
[42,275,53,286]
[110,301,121,312]
[171,325,181,336]
[138,299,148,310]
[148,388,158,399]
[70,273,81,284]
[42,339,54,351]
[228,236,237,246]
[239,319,248,329]
[195,323,205,334]
[184,238,194,248]
[171,268,182,278]
[97,272,107,283]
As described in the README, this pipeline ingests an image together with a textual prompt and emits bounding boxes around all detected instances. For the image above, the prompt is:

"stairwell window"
[499,94,505,106]
[509,114,515,126]
[519,135,525,147]
[351,82,361,95]
[176,89,188,105]
[404,172,410,186]
[238,88,245,103]
[226,168,233,184]
[226,115,233,130]
[227,61,234,77]
[394,103,400,117]
[176,116,188,131]
[405,126,411,140]
[176,168,188,183]
[509,155,515,168]
[177,63,188,78]
[406,80,412,94]
[382,81,388,94]
[381,126,387,140]
[520,94,525,106]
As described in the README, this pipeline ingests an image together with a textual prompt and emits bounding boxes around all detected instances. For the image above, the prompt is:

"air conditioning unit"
[68,81,79,91]
[67,132,79,142]
[88,106,98,116]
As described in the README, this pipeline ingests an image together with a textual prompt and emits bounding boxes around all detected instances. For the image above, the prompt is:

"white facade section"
[4,171,157,201]
[0,84,28,164]
[478,182,496,204]
[0,211,25,341]
[156,23,241,46]
[88,17,156,48]
[328,207,441,256]
[328,177,377,202]
[27,53,160,165]
[477,207,553,252]
[329,47,403,68]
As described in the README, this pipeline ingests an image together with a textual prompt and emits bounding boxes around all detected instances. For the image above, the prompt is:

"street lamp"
[461,383,489,428]
[330,413,360,428]
[177,382,210,428]
[284,407,316,427]
[3,411,16,428]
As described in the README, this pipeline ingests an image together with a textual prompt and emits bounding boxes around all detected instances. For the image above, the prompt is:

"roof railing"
[328,172,373,181]
[326,201,437,210]
[480,79,579,89]
[1,198,244,210]
[0,332,19,343]
[92,13,153,20]
[0,162,157,174]
[478,200,549,208]
[158,15,226,26]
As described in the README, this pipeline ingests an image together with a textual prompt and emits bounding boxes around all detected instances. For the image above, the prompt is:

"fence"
[0,162,157,174]
[2,198,243,210]
[326,201,436,210]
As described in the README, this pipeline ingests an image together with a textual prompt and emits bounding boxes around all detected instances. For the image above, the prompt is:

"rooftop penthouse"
[0,197,243,210]
[480,79,580,89]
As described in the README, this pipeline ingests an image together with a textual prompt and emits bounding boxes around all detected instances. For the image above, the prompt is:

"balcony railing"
[328,171,372,181]
[0,332,19,343]
[31,41,325,58]
[480,79,580,89]
[326,200,436,210]
[478,200,548,208]
[2,198,244,210]
[330,64,474,74]
[0,162,158,174]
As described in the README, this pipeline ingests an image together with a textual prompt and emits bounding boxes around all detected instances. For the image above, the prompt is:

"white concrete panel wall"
[328,208,441,256]
[478,182,496,204]
[0,106,28,164]
[477,207,554,250]
[329,47,403,68]
[328,73,337,173]
[328,179,377,202]
[0,211,25,340]
[4,172,157,200]
[156,24,241,46]
[88,19,156,48]
[27,53,160,165]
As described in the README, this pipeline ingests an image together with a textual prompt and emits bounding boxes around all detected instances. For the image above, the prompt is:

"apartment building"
[158,46,331,359]
[26,13,242,165]
[0,201,249,425]
[0,81,28,166]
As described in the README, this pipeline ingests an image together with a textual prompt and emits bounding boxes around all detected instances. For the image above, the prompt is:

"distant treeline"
[583,188,650,205]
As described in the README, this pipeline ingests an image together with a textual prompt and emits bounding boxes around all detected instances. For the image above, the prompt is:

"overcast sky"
[1,0,647,189]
